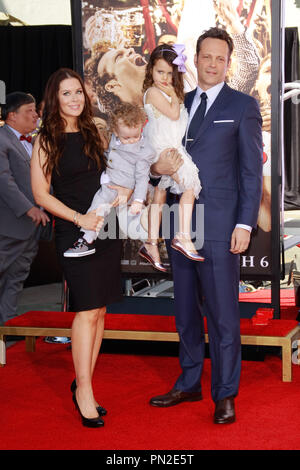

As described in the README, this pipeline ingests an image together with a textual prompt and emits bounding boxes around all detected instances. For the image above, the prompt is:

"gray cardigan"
[105,133,155,202]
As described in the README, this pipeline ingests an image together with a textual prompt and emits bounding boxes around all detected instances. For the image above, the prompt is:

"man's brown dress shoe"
[213,396,235,424]
[150,389,203,407]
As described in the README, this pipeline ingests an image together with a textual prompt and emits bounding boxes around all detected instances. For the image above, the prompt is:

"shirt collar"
[196,82,224,104]
[6,124,22,140]
[115,133,144,147]
[6,125,33,142]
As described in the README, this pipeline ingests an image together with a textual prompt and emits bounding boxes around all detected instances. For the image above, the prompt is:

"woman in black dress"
[31,68,130,428]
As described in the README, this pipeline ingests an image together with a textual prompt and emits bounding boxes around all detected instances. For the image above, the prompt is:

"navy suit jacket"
[184,83,263,243]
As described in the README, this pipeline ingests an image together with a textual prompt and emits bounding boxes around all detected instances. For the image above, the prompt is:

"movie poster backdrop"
[75,0,273,278]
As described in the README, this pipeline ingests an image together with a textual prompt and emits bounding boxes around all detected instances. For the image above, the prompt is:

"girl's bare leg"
[176,189,198,253]
[171,172,200,255]
[146,187,166,262]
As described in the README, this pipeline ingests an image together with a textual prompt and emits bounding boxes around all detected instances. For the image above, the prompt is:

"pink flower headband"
[160,44,187,73]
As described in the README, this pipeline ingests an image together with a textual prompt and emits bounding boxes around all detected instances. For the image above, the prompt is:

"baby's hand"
[109,185,133,207]
[129,200,143,215]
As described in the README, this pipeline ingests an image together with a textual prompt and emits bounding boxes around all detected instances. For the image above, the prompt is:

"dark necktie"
[20,134,32,143]
[187,92,208,141]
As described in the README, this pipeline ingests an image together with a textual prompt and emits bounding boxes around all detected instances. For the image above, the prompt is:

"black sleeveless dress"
[51,132,123,312]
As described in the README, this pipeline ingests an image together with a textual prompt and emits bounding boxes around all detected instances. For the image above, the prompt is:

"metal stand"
[131,280,174,298]
[61,278,69,312]
[44,277,71,344]
[125,278,174,298]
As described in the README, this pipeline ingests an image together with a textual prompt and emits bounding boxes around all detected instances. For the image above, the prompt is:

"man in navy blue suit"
[149,28,263,423]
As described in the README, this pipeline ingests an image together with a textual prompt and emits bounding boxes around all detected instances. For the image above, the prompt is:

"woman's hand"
[78,210,104,231]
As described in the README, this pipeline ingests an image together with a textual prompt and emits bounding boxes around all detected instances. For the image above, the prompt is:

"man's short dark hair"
[1,92,35,121]
[196,27,234,59]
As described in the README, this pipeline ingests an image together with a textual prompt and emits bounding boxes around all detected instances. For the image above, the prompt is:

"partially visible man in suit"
[149,28,263,423]
[0,92,49,325]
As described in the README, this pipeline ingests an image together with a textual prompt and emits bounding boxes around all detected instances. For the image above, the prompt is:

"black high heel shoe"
[72,392,104,428]
[70,379,107,416]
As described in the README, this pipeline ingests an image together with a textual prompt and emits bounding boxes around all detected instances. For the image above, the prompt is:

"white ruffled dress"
[143,89,201,198]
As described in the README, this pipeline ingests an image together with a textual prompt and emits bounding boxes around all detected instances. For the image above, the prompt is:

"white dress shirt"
[188,82,225,125]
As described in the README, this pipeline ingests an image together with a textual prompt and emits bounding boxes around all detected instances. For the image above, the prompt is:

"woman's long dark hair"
[39,68,106,176]
[142,44,185,102]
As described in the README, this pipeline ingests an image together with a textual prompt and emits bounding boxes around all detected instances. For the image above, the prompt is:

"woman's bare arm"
[31,136,103,231]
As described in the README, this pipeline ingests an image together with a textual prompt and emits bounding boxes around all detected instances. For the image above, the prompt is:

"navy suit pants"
[168,238,241,403]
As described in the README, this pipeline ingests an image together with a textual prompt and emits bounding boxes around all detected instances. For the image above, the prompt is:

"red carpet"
[5,309,299,337]
[0,339,300,450]
[239,287,296,306]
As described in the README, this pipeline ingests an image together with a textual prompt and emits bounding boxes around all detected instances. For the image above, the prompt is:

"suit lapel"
[184,89,197,114]
[188,83,234,149]
[3,124,31,166]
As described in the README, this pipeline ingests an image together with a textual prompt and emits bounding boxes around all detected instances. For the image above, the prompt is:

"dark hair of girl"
[142,44,185,102]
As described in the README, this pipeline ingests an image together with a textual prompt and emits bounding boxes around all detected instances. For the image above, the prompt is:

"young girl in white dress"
[138,44,204,272]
